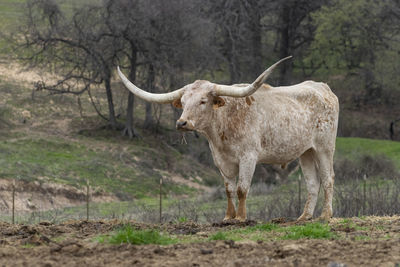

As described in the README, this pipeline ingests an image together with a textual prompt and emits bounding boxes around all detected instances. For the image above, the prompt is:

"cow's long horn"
[117,66,185,103]
[215,56,292,97]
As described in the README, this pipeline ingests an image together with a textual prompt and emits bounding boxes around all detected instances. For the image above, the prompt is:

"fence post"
[363,174,367,215]
[86,179,90,221]
[159,177,163,224]
[12,179,15,224]
[298,174,302,217]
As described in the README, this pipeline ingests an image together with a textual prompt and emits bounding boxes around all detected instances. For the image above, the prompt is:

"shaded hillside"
[0,64,220,203]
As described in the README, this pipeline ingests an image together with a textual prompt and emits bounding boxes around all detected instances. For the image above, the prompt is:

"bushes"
[334,154,397,183]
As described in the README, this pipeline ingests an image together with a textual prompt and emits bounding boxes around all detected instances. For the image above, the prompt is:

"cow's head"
[117,56,291,132]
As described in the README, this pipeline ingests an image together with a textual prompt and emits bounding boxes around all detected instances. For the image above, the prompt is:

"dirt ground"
[0,217,399,267]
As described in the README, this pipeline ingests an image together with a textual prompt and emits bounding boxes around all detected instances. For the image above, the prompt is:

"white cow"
[117,57,339,222]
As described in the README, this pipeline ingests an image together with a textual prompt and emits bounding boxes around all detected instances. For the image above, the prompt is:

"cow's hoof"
[223,216,235,222]
[317,214,332,223]
[296,214,312,223]
[234,216,246,222]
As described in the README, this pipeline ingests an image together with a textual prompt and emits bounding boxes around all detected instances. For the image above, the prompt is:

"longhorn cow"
[117,57,339,222]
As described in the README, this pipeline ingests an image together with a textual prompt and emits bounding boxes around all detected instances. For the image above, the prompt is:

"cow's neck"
[198,111,230,150]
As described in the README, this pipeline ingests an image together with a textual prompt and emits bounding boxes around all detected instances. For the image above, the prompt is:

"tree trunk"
[250,6,263,76]
[104,76,118,130]
[122,45,138,138]
[278,3,292,85]
[223,28,240,84]
[144,64,155,129]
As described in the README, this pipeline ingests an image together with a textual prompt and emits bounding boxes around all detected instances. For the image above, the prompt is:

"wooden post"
[298,174,302,217]
[363,174,367,215]
[159,177,162,224]
[86,180,90,221]
[12,179,15,224]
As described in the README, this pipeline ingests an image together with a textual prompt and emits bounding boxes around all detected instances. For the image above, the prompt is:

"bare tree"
[19,0,123,129]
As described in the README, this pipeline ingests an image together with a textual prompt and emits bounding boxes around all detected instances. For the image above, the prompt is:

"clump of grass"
[338,218,369,231]
[250,223,280,232]
[176,217,188,223]
[100,225,176,245]
[280,222,335,240]
[208,231,229,241]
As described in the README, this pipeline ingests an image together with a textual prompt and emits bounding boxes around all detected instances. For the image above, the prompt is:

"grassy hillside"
[336,137,400,167]
[0,67,220,200]
[1,66,400,201]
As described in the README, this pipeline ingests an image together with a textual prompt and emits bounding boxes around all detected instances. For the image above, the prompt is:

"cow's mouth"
[176,120,194,131]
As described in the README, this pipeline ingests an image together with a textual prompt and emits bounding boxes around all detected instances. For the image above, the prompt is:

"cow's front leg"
[222,174,236,221]
[235,156,256,222]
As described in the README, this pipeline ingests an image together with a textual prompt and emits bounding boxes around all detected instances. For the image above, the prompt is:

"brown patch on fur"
[236,187,247,221]
[237,187,246,201]
[219,131,227,141]
[245,97,252,106]
[172,99,182,109]
[261,136,267,148]
[224,183,236,220]
[250,96,255,102]
[213,96,225,109]
[222,99,250,139]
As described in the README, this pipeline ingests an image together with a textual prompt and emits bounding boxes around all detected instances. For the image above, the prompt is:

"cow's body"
[180,80,339,221]
[117,57,339,222]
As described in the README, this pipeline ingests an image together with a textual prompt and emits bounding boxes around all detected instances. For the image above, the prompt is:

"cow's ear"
[172,98,182,109]
[213,96,225,109]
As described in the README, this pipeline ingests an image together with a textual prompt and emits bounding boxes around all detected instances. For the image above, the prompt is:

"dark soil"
[0,217,399,267]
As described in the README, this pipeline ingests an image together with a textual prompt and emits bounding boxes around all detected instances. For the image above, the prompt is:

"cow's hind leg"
[316,150,335,221]
[222,174,236,221]
[235,156,257,222]
[297,149,320,222]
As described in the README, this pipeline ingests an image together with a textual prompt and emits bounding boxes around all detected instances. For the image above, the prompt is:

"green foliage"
[239,223,279,233]
[101,225,176,245]
[310,0,388,72]
[280,223,335,240]
[208,231,229,241]
[176,217,188,223]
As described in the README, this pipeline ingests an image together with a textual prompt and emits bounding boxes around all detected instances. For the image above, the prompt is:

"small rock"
[153,247,165,255]
[200,248,213,255]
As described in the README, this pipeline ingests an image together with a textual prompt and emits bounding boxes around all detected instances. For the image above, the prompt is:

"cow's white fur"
[176,80,339,222]
[118,63,339,222]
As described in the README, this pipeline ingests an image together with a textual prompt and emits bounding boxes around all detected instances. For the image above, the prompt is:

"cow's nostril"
[176,120,188,129]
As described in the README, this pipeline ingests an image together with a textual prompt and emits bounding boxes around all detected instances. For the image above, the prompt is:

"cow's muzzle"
[176,119,193,131]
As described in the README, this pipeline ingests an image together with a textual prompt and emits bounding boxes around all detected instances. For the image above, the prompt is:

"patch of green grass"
[247,223,280,232]
[336,137,400,168]
[354,235,371,241]
[208,231,229,241]
[99,225,176,245]
[21,243,36,248]
[280,222,336,240]
[176,217,188,223]
[338,218,369,231]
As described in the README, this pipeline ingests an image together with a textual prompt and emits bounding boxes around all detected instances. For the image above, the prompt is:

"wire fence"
[1,175,399,225]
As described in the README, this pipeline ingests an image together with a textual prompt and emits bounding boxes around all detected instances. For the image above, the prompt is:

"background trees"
[16,0,400,140]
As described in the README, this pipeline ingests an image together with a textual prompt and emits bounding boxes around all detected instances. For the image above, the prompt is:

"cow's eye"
[200,100,207,105]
